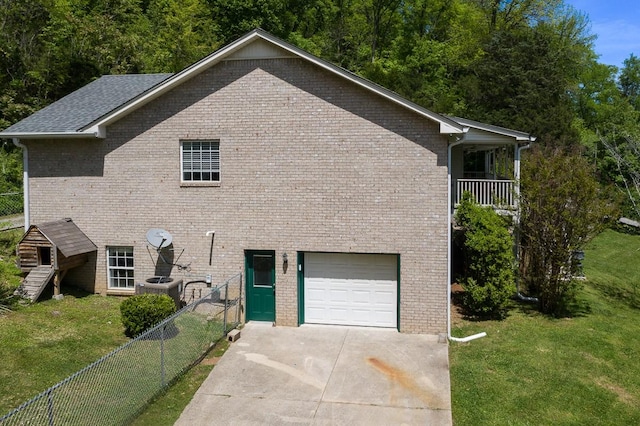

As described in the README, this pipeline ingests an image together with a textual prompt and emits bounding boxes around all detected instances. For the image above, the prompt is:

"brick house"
[0,29,534,334]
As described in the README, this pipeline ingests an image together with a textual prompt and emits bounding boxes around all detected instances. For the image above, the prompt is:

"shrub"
[0,229,25,312]
[120,294,177,337]
[520,147,617,316]
[455,193,515,319]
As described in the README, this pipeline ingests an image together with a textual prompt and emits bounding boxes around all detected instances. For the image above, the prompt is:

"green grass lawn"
[130,339,229,426]
[3,228,639,424]
[0,291,128,415]
[450,229,640,425]
[0,227,233,423]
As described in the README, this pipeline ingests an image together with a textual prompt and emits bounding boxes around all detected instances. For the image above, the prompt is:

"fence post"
[160,325,166,388]
[47,388,54,426]
[237,273,243,326]
[223,282,228,333]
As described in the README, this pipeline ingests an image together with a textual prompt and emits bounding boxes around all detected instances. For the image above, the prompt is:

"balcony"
[455,179,516,209]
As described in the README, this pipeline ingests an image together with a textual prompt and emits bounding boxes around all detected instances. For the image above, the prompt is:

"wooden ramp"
[17,266,55,302]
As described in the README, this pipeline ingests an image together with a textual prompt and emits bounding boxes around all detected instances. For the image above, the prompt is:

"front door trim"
[245,250,276,322]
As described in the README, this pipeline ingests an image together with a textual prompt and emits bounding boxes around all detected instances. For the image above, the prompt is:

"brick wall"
[26,57,449,333]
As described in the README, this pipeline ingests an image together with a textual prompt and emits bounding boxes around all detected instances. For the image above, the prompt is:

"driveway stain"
[367,357,440,408]
[242,352,325,389]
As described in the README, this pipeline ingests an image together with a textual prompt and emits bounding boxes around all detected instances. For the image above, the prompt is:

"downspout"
[447,138,487,342]
[12,138,29,231]
[514,142,538,303]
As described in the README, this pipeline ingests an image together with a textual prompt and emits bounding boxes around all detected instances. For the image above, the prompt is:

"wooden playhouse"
[16,218,97,301]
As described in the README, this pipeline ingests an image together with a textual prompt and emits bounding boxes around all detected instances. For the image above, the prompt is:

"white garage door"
[304,253,398,328]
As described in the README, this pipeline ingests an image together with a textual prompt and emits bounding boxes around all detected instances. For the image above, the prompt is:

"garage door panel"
[329,289,348,302]
[328,308,348,321]
[352,290,371,303]
[304,253,397,328]
[374,291,394,302]
[306,288,327,303]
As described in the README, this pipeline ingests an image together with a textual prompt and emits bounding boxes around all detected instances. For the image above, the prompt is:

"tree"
[571,58,640,220]
[520,146,617,315]
[209,0,290,43]
[455,193,515,319]
[0,0,59,129]
[598,133,640,220]
[142,0,219,72]
[619,54,640,111]
[461,22,588,147]
[0,145,22,193]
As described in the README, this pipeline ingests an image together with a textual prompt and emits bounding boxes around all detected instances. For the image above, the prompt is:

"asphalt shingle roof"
[33,218,97,257]
[2,73,172,134]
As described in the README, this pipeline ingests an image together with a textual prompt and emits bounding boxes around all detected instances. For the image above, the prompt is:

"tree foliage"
[0,0,637,218]
[520,147,617,316]
[0,146,22,193]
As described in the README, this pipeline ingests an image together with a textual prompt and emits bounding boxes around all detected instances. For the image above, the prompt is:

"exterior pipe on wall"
[12,138,29,231]
[206,231,215,266]
[447,138,486,343]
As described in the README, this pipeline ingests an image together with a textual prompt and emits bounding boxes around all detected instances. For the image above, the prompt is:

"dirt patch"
[450,283,466,326]
[594,377,636,405]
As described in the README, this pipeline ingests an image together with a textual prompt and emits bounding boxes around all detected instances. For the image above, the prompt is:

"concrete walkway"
[175,322,452,425]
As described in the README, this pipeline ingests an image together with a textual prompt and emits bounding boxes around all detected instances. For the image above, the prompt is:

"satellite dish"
[146,228,173,249]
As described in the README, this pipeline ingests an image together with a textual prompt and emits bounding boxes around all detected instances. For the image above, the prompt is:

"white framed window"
[181,140,220,182]
[107,246,134,289]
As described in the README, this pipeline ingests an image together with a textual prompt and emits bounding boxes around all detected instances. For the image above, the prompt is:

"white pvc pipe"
[12,138,29,231]
[447,138,486,343]
[449,332,488,343]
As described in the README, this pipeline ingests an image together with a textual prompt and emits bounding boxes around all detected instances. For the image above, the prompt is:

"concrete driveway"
[175,322,452,425]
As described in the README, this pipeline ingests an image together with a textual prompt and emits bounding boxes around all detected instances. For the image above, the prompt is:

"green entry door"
[246,250,276,321]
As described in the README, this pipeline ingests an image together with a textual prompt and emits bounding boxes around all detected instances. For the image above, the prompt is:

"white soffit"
[462,128,516,144]
[226,38,295,60]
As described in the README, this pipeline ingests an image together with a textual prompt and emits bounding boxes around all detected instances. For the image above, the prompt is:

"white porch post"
[514,143,521,215]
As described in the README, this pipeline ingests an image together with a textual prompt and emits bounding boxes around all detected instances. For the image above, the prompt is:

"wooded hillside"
[1,0,639,217]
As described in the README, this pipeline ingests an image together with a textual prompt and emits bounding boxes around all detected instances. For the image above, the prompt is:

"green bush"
[120,294,177,337]
[455,193,515,319]
[0,229,24,311]
[520,147,617,316]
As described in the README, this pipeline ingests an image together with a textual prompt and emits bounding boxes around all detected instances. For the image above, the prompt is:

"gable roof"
[1,74,172,138]
[24,218,97,257]
[0,29,534,143]
[0,29,466,140]
[84,29,465,137]
[448,116,535,143]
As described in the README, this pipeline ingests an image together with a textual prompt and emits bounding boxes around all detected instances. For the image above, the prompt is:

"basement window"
[107,247,134,289]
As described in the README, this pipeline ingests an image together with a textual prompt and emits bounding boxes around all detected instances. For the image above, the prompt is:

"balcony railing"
[455,179,516,208]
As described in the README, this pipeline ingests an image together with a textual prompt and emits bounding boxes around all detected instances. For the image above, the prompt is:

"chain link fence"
[0,192,22,217]
[0,273,243,426]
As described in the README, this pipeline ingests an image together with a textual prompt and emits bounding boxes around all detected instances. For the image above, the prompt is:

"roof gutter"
[1,132,103,140]
[12,138,29,231]
[447,137,487,343]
